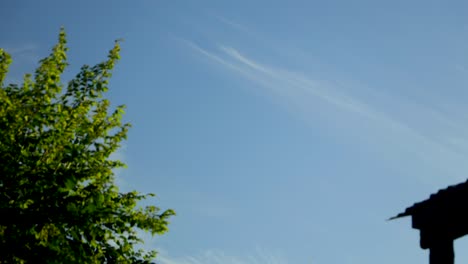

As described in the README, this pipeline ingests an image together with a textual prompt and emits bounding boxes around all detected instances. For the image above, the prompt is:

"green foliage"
[0,29,175,263]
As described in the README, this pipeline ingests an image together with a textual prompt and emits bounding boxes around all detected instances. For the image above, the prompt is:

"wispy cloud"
[184,41,468,185]
[158,249,288,264]
[3,43,38,55]
[214,16,251,35]
[218,46,379,119]
[110,143,132,191]
[1,43,40,84]
[2,43,40,63]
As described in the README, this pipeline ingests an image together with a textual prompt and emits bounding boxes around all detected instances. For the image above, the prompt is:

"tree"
[0,29,175,263]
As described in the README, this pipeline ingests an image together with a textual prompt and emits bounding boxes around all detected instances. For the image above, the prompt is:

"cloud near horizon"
[158,249,289,264]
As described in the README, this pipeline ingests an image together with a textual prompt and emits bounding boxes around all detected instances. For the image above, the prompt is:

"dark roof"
[389,179,468,221]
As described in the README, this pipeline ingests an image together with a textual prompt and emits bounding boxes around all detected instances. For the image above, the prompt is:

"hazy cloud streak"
[158,249,288,264]
[186,41,468,184]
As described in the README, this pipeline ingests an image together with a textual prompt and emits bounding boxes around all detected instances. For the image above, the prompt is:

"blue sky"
[4,0,468,263]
